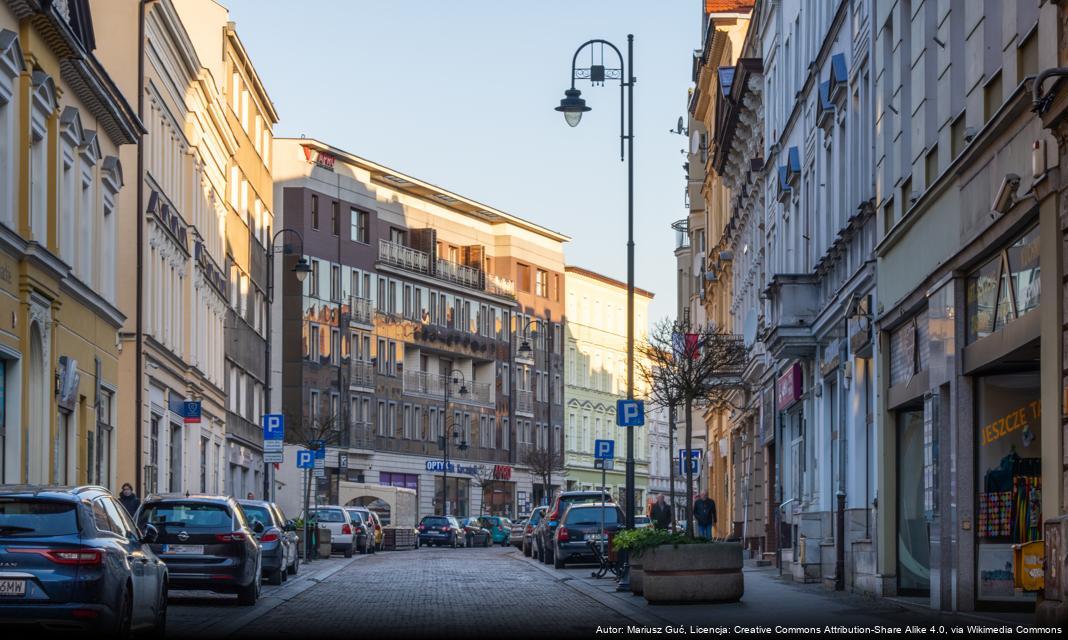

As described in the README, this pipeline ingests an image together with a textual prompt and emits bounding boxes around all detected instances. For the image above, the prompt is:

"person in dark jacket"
[119,483,140,517]
[649,494,672,529]
[693,492,717,539]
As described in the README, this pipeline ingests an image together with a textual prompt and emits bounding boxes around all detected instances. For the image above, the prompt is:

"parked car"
[137,494,261,605]
[343,507,375,554]
[509,515,528,548]
[533,491,613,565]
[304,506,356,558]
[238,500,298,584]
[552,502,626,569]
[521,506,546,557]
[477,516,512,546]
[459,518,491,547]
[633,515,653,529]
[367,511,384,551]
[0,484,168,635]
[416,515,463,548]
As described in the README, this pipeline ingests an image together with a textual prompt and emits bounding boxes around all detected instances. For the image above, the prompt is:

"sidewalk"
[519,551,1043,629]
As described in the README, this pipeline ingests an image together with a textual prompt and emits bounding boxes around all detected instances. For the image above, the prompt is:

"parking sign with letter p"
[616,399,645,426]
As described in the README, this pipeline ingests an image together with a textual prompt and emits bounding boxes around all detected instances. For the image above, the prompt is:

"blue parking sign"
[616,399,645,426]
[262,414,285,440]
[594,439,614,460]
[296,450,314,469]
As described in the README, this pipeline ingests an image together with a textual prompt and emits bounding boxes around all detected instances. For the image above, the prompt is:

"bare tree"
[469,465,495,516]
[637,318,746,538]
[284,408,346,450]
[520,447,566,507]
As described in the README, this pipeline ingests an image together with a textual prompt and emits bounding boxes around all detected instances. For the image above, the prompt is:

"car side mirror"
[253,521,265,534]
[140,524,159,544]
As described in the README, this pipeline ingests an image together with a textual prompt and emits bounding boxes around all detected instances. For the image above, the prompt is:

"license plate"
[588,534,605,541]
[0,580,25,597]
[162,544,204,555]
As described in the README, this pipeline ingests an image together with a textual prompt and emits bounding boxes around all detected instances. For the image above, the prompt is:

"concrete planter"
[629,561,644,595]
[642,542,744,604]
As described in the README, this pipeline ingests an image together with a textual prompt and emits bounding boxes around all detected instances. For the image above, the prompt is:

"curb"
[506,549,671,627]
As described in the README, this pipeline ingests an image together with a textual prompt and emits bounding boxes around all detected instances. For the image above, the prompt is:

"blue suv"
[0,485,168,635]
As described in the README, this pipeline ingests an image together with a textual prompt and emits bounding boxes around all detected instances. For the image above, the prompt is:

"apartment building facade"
[174,0,279,499]
[689,1,751,540]
[94,0,231,498]
[872,0,1062,615]
[271,138,567,521]
[0,0,139,488]
[562,266,652,514]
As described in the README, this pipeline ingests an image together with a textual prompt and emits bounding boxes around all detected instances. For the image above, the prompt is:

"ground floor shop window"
[481,480,514,517]
[976,372,1041,603]
[897,408,928,595]
[434,476,469,517]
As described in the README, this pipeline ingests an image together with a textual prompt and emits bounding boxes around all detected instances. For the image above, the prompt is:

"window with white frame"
[29,72,54,242]
[0,31,20,230]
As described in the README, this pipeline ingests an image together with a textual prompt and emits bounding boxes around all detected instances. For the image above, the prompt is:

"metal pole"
[263,239,273,501]
[668,402,676,531]
[443,379,450,516]
[546,318,553,505]
[302,465,310,561]
[624,33,635,531]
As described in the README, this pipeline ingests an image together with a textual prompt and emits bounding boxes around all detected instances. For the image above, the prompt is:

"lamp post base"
[616,549,631,591]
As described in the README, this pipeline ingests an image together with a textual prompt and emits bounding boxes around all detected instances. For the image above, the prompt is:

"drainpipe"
[1032,68,1068,115]
[835,308,849,591]
[134,0,153,496]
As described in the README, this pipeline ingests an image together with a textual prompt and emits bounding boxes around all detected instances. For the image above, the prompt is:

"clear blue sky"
[225,0,700,322]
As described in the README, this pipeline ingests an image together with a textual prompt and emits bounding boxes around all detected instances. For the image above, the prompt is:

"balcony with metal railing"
[435,258,482,290]
[378,239,430,273]
[349,420,375,451]
[515,388,534,416]
[402,370,493,406]
[671,219,690,250]
[485,273,516,297]
[348,296,373,326]
[350,359,375,389]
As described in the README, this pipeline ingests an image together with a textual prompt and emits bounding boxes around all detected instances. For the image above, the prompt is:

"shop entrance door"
[897,409,929,595]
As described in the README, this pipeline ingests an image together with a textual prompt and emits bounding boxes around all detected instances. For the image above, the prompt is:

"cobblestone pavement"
[169,545,631,639]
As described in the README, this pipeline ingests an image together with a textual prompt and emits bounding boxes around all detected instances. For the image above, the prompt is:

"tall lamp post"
[555,35,636,529]
[517,317,554,505]
[265,229,312,500]
[441,369,469,516]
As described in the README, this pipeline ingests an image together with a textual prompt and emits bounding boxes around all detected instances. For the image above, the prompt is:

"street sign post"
[616,399,645,426]
[594,439,614,460]
[296,450,314,469]
[313,441,326,478]
[678,449,701,475]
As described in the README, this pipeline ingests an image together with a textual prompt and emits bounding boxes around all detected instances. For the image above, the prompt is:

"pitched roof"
[705,0,754,14]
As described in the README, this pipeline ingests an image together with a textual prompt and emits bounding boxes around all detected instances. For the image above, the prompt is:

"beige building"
[562,266,652,514]
[687,1,752,538]
[0,0,140,487]
[174,0,279,499]
[93,0,232,496]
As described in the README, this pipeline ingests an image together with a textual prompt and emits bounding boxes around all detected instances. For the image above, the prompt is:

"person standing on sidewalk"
[650,494,671,529]
[693,492,717,539]
[119,483,140,516]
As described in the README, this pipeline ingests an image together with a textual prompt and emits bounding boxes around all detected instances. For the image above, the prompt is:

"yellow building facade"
[0,0,140,487]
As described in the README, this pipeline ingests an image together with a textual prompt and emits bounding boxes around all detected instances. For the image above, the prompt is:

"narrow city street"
[167,545,1039,639]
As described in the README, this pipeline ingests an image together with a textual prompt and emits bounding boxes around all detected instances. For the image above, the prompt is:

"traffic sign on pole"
[296,450,314,469]
[263,414,285,454]
[678,449,701,475]
[594,439,615,460]
[616,399,645,426]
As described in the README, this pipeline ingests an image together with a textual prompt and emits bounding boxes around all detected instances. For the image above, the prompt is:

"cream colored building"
[0,0,140,488]
[562,266,651,514]
[93,0,230,496]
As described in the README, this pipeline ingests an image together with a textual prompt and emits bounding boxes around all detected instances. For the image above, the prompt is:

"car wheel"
[554,551,565,570]
[151,583,168,640]
[523,541,531,557]
[542,546,553,565]
[268,565,284,586]
[483,537,490,547]
[452,535,459,549]
[112,584,132,638]
[237,577,259,606]
[343,545,353,559]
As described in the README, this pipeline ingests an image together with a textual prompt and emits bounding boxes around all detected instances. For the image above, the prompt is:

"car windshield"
[345,511,365,523]
[529,509,544,525]
[140,503,230,528]
[0,499,78,536]
[564,507,621,526]
[634,516,650,524]
[559,494,607,512]
[242,504,273,529]
[422,516,448,526]
[310,509,346,523]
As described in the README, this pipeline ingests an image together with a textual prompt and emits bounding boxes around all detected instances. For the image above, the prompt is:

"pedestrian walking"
[119,483,140,516]
[650,494,671,530]
[693,492,717,539]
